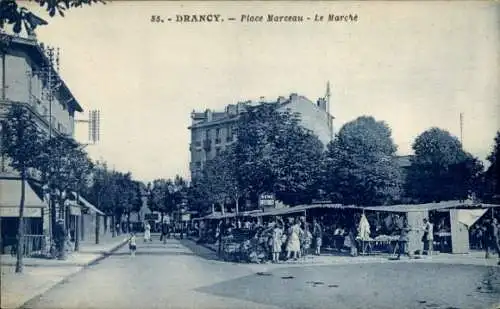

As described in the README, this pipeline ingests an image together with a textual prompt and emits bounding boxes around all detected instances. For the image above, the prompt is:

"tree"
[323,116,403,206]
[186,179,212,214]
[36,134,89,239]
[484,131,500,202]
[199,148,241,214]
[406,127,484,202]
[1,0,104,35]
[234,103,324,206]
[150,178,176,215]
[1,105,46,273]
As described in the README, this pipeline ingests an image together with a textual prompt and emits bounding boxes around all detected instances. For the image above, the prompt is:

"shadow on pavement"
[177,239,221,262]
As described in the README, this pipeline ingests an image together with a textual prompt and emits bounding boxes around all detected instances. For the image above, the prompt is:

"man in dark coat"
[485,218,500,265]
[54,219,66,260]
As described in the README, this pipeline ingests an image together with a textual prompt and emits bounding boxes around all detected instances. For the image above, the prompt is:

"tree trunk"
[80,213,84,241]
[235,197,239,215]
[95,214,100,244]
[127,213,131,233]
[15,169,26,273]
[74,192,80,251]
[50,193,57,241]
[111,215,116,237]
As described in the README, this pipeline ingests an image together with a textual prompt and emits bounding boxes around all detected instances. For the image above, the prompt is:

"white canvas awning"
[0,178,46,217]
[457,209,488,228]
[0,207,42,217]
[70,192,104,215]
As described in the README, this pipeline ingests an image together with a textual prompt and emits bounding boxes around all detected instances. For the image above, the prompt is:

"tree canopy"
[322,116,403,206]
[484,131,500,201]
[234,103,324,205]
[1,0,104,34]
[406,127,483,202]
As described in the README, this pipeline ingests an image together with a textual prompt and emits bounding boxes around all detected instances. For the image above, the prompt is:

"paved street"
[21,235,500,309]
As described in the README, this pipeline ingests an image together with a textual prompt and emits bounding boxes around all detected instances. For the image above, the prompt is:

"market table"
[357,236,400,255]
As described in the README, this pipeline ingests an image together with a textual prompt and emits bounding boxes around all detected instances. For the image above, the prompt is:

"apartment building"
[188,91,335,179]
[0,34,97,255]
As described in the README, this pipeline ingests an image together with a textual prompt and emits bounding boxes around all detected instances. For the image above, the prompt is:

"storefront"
[0,178,47,256]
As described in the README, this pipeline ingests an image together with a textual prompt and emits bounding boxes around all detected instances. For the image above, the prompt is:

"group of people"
[128,219,182,256]
[269,217,323,263]
[393,217,434,260]
[217,216,323,263]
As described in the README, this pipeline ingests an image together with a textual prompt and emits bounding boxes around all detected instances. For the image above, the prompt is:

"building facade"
[188,92,335,179]
[0,34,100,256]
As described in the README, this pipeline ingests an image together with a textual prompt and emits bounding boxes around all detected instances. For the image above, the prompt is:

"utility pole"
[29,44,61,253]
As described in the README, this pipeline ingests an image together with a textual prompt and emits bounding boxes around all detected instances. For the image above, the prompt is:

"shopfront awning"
[0,178,46,217]
[70,192,105,215]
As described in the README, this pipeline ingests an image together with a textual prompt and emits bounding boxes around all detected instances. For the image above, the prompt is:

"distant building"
[188,90,335,179]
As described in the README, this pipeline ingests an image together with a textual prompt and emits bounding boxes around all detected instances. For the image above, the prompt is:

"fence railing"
[2,235,45,257]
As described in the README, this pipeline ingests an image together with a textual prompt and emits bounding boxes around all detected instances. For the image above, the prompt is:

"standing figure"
[286,218,302,261]
[160,222,169,244]
[129,233,137,257]
[422,218,434,256]
[271,222,283,263]
[485,218,500,265]
[301,226,312,258]
[312,219,323,256]
[54,219,67,260]
[396,218,411,259]
[144,222,152,242]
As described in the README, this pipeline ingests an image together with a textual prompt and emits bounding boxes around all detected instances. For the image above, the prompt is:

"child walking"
[129,233,137,257]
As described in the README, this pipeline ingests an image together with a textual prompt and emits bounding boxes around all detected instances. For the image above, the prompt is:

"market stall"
[363,200,499,255]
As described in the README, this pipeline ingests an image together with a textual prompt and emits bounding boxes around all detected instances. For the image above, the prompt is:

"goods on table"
[373,235,399,242]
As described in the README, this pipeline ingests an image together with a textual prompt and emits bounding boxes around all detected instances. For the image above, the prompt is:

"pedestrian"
[312,219,323,256]
[484,218,500,265]
[160,221,169,244]
[54,219,67,260]
[286,218,302,261]
[271,222,284,263]
[421,218,434,256]
[396,218,411,259]
[129,233,137,257]
[144,222,152,242]
[301,226,312,258]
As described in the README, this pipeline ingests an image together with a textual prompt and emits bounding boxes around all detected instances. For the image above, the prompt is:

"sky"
[21,1,500,183]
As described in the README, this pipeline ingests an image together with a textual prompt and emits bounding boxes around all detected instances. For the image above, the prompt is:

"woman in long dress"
[144,222,152,242]
[286,218,302,260]
[271,223,284,263]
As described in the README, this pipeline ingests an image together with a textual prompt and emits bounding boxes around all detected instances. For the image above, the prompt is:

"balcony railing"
[215,138,221,144]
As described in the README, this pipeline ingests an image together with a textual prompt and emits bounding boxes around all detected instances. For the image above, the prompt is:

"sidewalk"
[0,234,129,309]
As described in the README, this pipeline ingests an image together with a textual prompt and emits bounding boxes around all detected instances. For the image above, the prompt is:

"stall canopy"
[363,200,474,213]
[0,178,46,217]
[457,209,488,227]
[251,203,360,217]
[194,210,266,221]
[69,192,105,215]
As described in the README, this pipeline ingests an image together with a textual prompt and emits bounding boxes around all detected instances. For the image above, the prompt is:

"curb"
[186,237,217,252]
[15,239,128,309]
[85,238,128,267]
